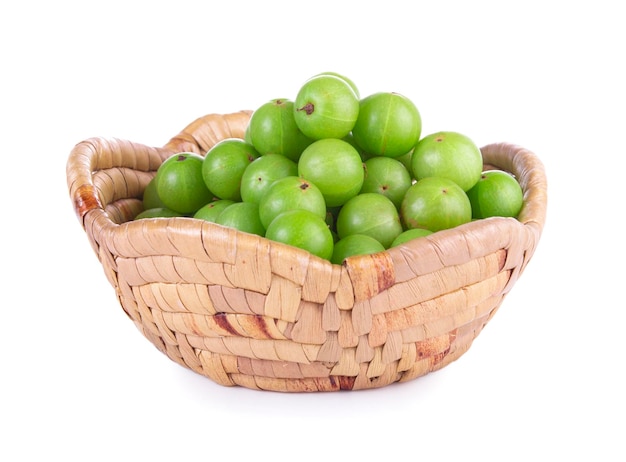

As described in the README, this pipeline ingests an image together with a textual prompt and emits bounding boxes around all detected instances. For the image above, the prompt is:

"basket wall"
[66,111,547,392]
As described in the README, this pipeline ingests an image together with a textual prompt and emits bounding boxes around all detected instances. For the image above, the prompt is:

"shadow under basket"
[66,110,548,392]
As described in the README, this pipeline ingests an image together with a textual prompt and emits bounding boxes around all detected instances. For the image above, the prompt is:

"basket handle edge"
[66,136,171,227]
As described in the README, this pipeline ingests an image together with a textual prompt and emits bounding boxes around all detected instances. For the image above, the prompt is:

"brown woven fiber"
[66,110,547,392]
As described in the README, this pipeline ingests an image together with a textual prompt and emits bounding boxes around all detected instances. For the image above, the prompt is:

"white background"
[2,1,624,460]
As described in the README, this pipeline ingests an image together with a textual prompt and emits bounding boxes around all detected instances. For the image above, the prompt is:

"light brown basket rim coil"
[66,110,548,392]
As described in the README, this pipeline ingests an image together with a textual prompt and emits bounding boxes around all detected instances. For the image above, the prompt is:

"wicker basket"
[66,110,547,392]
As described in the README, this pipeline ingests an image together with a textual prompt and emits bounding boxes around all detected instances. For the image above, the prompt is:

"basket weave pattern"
[66,111,547,392]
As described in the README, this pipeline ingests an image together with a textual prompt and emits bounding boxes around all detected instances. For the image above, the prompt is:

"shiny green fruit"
[401,176,472,232]
[265,209,334,261]
[240,154,298,204]
[294,75,360,140]
[298,138,364,207]
[258,176,327,229]
[352,91,422,158]
[360,156,412,209]
[308,71,360,98]
[215,201,265,236]
[411,131,483,192]
[156,152,213,214]
[336,193,403,248]
[390,228,433,247]
[202,138,259,201]
[142,176,167,210]
[331,234,385,265]
[193,199,235,222]
[466,170,524,219]
[248,98,314,161]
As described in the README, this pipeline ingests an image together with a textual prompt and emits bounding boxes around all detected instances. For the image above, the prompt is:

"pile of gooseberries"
[137,72,524,264]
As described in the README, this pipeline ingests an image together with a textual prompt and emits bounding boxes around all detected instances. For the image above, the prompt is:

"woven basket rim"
[67,133,547,266]
[66,111,548,287]
[66,112,547,273]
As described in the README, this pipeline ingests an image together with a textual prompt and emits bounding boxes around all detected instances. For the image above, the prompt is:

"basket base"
[131,300,498,392]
